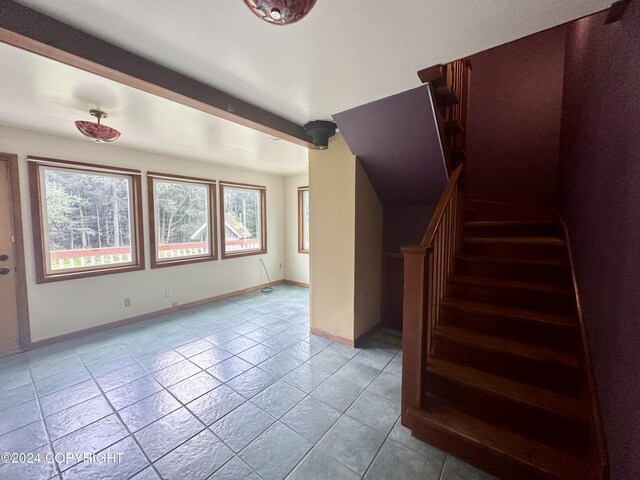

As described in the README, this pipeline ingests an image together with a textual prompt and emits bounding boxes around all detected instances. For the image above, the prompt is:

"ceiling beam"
[0,1,314,148]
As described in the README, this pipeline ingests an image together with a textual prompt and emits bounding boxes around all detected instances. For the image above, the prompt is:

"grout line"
[8,288,354,480]
[24,360,63,479]
[74,354,164,480]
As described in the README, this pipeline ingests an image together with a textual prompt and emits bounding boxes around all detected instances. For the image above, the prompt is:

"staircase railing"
[418,58,472,173]
[401,164,464,425]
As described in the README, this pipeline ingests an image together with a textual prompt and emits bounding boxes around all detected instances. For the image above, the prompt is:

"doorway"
[0,153,29,355]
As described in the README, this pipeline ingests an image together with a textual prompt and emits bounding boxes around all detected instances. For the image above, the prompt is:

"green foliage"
[44,169,131,251]
[224,188,259,238]
[154,181,209,245]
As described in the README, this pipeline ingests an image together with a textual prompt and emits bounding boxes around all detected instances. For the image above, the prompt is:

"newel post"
[400,245,428,428]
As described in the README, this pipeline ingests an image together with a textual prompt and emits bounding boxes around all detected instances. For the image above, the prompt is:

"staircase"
[402,196,608,479]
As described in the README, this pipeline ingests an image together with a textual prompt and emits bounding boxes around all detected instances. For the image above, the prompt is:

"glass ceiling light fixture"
[75,109,121,143]
[243,0,317,25]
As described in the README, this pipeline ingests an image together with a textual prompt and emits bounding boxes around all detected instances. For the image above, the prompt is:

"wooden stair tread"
[449,274,570,294]
[434,325,580,368]
[456,254,566,267]
[426,357,588,420]
[464,237,565,245]
[465,220,556,227]
[411,396,595,480]
[441,298,574,328]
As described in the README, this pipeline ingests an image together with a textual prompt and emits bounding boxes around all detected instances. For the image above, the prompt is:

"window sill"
[151,255,218,269]
[36,263,145,284]
[221,249,267,260]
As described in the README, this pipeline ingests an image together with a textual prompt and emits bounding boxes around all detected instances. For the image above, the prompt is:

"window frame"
[148,172,218,269]
[219,181,267,259]
[28,156,145,284]
[298,186,310,254]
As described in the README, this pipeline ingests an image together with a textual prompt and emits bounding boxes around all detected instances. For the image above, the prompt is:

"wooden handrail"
[418,58,472,173]
[401,161,464,426]
[556,212,609,479]
[421,165,463,248]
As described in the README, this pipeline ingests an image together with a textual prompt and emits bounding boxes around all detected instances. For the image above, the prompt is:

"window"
[298,187,310,253]
[28,156,144,283]
[148,173,217,268]
[220,182,267,258]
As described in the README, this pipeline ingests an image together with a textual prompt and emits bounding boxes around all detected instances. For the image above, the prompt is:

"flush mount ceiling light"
[74,109,121,143]
[243,0,317,25]
[304,120,336,149]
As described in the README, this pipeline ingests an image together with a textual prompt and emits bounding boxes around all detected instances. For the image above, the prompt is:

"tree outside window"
[149,174,217,267]
[221,183,266,258]
[29,158,144,283]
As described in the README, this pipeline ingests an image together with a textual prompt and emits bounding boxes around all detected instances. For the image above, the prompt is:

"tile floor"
[0,285,495,480]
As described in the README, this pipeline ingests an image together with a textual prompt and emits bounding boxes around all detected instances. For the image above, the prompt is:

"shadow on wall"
[559,4,640,479]
[465,25,568,207]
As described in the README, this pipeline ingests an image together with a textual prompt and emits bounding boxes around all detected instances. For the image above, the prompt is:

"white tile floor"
[0,285,495,479]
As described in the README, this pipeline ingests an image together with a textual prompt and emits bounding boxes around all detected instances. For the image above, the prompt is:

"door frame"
[0,152,31,351]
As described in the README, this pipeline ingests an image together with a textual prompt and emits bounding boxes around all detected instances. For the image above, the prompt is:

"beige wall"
[283,173,309,285]
[308,133,356,342]
[354,159,383,338]
[0,126,287,342]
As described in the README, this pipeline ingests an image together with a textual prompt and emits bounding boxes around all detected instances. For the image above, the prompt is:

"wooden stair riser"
[406,399,596,480]
[448,282,571,314]
[440,304,576,349]
[425,372,590,456]
[464,224,560,238]
[432,336,582,395]
[463,240,566,261]
[465,200,556,223]
[454,257,569,284]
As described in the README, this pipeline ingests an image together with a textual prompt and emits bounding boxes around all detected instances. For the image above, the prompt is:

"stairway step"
[441,298,576,348]
[448,274,571,313]
[441,298,574,328]
[426,358,589,455]
[464,220,559,238]
[465,199,556,223]
[454,255,569,284]
[432,325,581,394]
[463,237,566,261]
[426,357,586,419]
[434,325,579,367]
[407,395,596,480]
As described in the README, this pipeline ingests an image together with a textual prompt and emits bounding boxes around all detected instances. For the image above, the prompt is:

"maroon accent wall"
[560,6,640,479]
[465,26,567,207]
[333,85,447,206]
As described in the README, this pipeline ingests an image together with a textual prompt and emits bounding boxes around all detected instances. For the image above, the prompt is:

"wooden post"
[401,245,428,428]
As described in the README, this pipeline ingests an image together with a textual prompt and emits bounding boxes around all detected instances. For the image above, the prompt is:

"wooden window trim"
[28,159,145,283]
[1,153,31,349]
[298,186,309,254]
[219,182,267,259]
[148,172,218,269]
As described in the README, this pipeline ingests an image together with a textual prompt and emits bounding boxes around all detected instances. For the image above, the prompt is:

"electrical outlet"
[279,263,282,269]
[172,301,178,307]
[165,289,171,298]
[124,297,131,307]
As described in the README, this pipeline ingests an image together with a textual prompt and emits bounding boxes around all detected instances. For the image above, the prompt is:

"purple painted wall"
[559,6,640,479]
[465,26,567,207]
[383,203,437,251]
[333,85,447,206]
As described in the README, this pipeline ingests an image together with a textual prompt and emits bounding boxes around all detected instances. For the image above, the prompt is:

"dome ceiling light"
[75,109,121,143]
[243,0,317,25]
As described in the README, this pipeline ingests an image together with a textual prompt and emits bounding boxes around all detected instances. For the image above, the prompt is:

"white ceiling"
[0,43,309,175]
[0,0,610,175]
[13,0,610,124]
